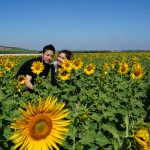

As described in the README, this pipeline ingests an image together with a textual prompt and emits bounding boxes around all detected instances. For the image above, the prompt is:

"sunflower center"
[121,66,126,72]
[35,120,47,132]
[75,61,79,66]
[62,71,68,76]
[35,65,40,70]
[147,141,150,147]
[6,63,12,68]
[28,114,52,140]
[87,66,92,71]
[65,63,70,68]
[19,77,24,82]
[134,69,140,76]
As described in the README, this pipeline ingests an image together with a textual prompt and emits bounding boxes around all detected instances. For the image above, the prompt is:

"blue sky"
[0,0,150,51]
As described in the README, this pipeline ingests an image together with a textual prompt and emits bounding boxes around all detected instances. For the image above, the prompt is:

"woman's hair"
[58,50,73,60]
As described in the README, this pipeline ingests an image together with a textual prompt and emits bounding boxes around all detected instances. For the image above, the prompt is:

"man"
[15,44,55,91]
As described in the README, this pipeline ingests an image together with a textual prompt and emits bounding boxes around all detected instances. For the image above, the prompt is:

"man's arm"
[25,75,34,90]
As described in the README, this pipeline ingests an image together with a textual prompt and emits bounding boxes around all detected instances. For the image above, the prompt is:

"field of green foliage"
[0,46,39,54]
[0,52,150,150]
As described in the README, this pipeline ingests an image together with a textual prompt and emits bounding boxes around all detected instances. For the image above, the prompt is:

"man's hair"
[58,50,73,60]
[43,44,55,54]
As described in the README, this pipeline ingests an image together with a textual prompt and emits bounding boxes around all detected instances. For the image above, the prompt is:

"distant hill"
[0,46,39,54]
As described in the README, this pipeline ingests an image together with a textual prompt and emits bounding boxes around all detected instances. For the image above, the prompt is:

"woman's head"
[57,50,73,66]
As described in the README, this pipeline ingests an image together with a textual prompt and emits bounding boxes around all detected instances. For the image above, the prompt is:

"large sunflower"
[61,59,72,71]
[58,68,71,80]
[84,64,95,75]
[118,63,129,75]
[10,96,70,150]
[134,128,150,150]
[72,58,83,71]
[18,75,26,84]
[131,63,144,79]
[31,61,44,75]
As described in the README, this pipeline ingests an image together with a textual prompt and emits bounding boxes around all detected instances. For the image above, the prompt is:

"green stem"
[72,127,76,150]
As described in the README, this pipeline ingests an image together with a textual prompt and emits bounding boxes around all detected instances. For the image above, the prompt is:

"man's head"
[42,44,55,64]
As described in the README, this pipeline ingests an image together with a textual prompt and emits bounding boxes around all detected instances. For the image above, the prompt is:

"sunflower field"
[0,52,150,150]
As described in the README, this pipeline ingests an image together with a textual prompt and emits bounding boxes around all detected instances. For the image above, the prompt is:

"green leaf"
[80,137,92,145]
[89,146,99,150]
[61,94,68,100]
[80,131,96,145]
[113,138,119,150]
[91,113,103,122]
[95,134,111,146]
[69,95,78,102]
[102,124,119,139]
[3,126,13,140]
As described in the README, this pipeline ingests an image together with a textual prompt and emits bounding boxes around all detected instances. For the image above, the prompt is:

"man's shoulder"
[31,57,41,61]
[22,57,41,67]
[26,57,41,63]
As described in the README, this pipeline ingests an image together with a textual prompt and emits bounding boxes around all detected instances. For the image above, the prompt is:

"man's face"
[42,50,55,64]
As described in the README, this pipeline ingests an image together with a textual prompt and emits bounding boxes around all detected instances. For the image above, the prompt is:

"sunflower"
[132,56,140,62]
[103,62,110,75]
[12,73,16,77]
[132,62,138,68]
[0,70,3,77]
[18,75,26,84]
[16,84,22,92]
[10,96,70,150]
[0,59,3,66]
[84,64,95,75]
[31,61,44,75]
[131,63,144,79]
[4,60,15,71]
[118,63,129,75]
[61,59,72,71]
[134,128,150,150]
[111,60,120,70]
[72,58,83,71]
[58,68,71,80]
[132,62,143,68]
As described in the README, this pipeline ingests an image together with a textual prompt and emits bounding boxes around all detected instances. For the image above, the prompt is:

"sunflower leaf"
[95,134,111,146]
[102,124,119,139]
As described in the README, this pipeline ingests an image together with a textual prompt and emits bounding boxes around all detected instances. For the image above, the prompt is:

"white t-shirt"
[52,61,58,74]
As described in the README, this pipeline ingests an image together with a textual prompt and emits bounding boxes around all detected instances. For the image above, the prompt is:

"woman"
[50,50,73,86]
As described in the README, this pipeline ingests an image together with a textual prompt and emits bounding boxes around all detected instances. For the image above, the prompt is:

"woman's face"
[57,52,66,65]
